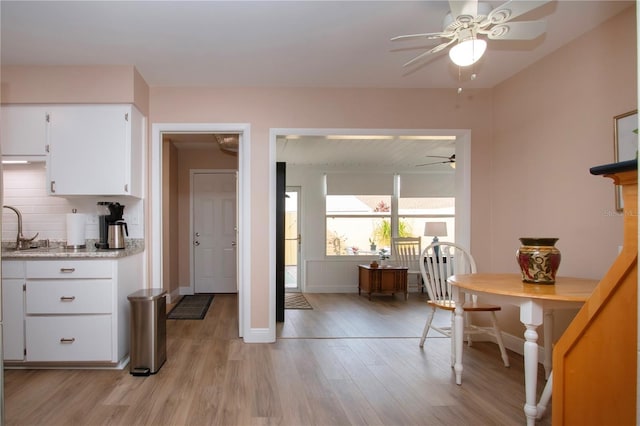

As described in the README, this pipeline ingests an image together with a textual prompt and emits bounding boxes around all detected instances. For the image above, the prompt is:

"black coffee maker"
[95,202,125,249]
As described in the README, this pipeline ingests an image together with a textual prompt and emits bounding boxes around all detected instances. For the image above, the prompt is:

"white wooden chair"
[419,241,510,368]
[392,237,423,293]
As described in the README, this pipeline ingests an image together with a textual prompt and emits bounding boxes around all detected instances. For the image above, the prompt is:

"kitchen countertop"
[1,239,144,259]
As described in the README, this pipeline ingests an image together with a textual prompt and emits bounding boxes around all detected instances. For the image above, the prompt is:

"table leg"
[521,300,544,426]
[543,310,553,380]
[452,286,464,385]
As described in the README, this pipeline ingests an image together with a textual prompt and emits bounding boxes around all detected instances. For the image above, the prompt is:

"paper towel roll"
[66,213,86,248]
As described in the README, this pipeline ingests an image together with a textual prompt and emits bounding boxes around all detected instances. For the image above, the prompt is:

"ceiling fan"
[391,0,552,68]
[215,134,239,154]
[417,154,456,168]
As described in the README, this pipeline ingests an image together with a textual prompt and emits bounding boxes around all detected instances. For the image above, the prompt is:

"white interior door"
[193,172,237,293]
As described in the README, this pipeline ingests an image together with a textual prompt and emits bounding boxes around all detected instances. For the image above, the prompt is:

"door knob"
[194,241,200,246]
[195,232,200,237]
[231,241,237,246]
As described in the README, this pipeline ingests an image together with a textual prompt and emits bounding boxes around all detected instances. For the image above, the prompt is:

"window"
[398,197,455,249]
[325,173,455,256]
[326,195,391,255]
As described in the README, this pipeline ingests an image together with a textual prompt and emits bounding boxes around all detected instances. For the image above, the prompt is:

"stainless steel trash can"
[128,289,167,376]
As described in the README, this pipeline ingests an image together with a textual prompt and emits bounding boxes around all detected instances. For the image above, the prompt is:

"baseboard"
[167,287,182,304]
[304,285,359,293]
[179,286,194,296]
[304,286,427,293]
[243,327,275,343]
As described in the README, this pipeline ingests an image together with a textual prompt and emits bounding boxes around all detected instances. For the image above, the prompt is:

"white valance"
[325,173,394,195]
[399,172,455,197]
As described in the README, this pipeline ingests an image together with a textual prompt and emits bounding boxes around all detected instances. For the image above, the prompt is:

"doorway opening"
[285,187,301,292]
[151,124,250,339]
[271,128,471,339]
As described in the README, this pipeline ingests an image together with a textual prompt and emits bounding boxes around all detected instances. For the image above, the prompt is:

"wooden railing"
[552,161,637,425]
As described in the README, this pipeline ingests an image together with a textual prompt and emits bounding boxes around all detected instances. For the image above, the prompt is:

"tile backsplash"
[2,163,144,243]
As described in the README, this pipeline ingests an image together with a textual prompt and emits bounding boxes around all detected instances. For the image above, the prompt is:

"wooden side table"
[358,264,408,300]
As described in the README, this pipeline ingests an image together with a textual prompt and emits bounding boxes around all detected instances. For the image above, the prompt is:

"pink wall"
[1,65,149,115]
[162,142,180,299]
[492,7,636,275]
[490,6,636,336]
[149,88,494,327]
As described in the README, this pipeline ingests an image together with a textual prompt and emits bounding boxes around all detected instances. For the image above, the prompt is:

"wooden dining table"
[448,273,599,426]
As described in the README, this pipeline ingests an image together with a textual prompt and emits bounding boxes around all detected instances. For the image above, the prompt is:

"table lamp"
[424,222,447,257]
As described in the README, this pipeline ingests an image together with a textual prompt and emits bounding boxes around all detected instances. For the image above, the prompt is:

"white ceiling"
[0,1,633,89]
[1,0,633,171]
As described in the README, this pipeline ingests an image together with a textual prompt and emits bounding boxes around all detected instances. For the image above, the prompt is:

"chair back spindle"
[420,242,477,305]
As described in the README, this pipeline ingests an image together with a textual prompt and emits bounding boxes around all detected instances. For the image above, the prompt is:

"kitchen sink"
[2,246,74,254]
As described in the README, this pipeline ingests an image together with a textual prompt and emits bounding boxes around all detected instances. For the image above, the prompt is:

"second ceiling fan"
[418,154,456,168]
[392,0,552,68]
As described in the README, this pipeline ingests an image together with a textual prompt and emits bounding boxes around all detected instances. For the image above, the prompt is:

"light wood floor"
[5,293,551,425]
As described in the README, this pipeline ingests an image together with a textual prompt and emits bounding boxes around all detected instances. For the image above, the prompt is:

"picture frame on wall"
[613,110,638,212]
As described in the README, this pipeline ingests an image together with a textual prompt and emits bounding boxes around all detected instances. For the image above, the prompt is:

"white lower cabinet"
[2,255,142,367]
[2,261,26,361]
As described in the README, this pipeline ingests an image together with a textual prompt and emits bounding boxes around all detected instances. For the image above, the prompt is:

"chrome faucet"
[3,205,39,250]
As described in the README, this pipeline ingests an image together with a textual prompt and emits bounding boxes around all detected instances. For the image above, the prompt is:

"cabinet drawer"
[26,315,112,362]
[26,280,112,314]
[26,260,113,279]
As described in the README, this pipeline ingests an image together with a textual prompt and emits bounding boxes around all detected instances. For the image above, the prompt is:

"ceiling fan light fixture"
[448,37,487,67]
[214,134,239,153]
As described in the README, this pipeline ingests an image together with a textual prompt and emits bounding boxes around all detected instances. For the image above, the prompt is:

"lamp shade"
[424,222,448,237]
[449,38,487,67]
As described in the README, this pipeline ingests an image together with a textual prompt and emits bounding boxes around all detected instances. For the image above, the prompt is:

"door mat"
[167,294,214,320]
[285,293,312,310]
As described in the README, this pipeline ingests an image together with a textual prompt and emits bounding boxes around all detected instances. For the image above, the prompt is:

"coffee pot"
[107,220,128,249]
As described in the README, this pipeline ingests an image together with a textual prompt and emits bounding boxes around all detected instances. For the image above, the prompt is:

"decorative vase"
[370,244,377,252]
[516,238,561,284]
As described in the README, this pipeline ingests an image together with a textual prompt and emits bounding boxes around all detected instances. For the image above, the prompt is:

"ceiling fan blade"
[417,154,455,167]
[416,160,448,167]
[484,21,546,40]
[486,0,552,25]
[391,32,448,42]
[402,39,456,67]
[448,0,478,19]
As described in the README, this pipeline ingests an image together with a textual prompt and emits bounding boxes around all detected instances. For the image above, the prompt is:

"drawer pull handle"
[60,296,76,302]
[60,338,75,344]
[60,268,76,273]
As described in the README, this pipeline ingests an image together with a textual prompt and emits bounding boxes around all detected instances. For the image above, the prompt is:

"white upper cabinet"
[47,104,144,197]
[0,105,49,160]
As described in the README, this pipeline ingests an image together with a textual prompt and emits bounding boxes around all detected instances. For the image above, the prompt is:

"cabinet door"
[47,105,131,195]
[2,278,25,361]
[0,105,48,158]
